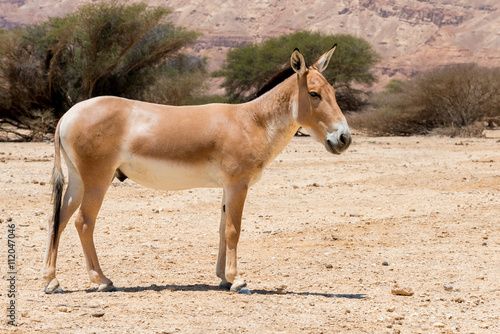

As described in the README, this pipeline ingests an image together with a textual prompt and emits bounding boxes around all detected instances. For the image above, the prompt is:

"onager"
[43,46,352,294]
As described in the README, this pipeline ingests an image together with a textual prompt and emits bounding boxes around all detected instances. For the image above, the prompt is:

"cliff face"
[359,0,472,26]
[1,0,499,90]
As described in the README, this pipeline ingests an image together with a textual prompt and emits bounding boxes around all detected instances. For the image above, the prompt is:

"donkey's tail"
[50,119,65,247]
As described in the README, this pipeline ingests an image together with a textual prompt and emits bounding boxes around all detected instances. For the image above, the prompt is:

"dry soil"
[1,135,499,333]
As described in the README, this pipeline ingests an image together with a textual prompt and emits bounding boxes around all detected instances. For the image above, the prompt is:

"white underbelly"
[118,157,222,191]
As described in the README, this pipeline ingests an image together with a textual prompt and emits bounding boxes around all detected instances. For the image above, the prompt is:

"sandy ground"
[1,135,499,333]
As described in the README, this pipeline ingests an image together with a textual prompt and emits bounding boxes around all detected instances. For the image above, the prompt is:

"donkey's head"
[291,46,351,154]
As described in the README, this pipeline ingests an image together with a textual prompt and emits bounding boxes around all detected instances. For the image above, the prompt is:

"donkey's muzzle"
[326,128,352,155]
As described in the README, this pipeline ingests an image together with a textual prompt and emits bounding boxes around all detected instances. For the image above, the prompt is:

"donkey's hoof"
[44,278,64,294]
[219,281,232,291]
[97,283,116,292]
[230,281,251,295]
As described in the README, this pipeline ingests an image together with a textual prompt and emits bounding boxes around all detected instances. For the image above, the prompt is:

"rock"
[276,285,287,295]
[387,307,395,312]
[444,284,453,291]
[382,261,389,266]
[391,285,414,296]
[91,311,105,317]
[452,297,465,303]
[58,306,69,312]
[433,322,445,328]
[483,129,500,138]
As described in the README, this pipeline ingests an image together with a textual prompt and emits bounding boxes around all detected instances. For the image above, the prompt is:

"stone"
[58,306,69,313]
[444,284,453,291]
[276,285,287,295]
[391,285,414,296]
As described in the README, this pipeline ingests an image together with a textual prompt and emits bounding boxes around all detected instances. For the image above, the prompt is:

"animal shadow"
[115,284,367,299]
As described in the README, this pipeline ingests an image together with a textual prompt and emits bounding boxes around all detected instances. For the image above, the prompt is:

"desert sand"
[1,135,499,333]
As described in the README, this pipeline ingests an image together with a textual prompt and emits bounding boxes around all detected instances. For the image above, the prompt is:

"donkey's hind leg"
[43,163,84,294]
[75,173,116,292]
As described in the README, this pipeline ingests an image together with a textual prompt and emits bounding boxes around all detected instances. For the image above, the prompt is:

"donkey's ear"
[312,44,337,73]
[291,48,307,76]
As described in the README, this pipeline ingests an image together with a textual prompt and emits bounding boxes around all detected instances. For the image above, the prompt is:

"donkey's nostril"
[339,133,348,146]
[338,131,352,150]
[339,134,347,145]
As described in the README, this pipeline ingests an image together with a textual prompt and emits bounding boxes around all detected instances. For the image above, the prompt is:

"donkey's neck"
[245,75,300,160]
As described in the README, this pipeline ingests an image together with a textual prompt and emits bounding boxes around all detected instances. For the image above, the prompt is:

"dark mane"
[247,67,296,102]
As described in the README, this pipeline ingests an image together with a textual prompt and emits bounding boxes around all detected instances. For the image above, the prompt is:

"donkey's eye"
[309,91,321,99]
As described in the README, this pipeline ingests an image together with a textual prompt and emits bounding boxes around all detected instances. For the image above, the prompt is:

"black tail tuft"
[51,165,64,247]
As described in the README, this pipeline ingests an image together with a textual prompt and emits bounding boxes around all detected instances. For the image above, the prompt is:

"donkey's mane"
[247,67,296,102]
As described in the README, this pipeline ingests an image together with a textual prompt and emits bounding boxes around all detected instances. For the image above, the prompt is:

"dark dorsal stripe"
[247,67,296,102]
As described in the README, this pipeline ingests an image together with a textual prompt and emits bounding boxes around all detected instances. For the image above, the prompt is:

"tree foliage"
[215,31,381,111]
[349,64,500,136]
[0,1,206,140]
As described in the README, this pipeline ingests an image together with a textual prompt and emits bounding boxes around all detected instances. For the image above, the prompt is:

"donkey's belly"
[118,157,222,191]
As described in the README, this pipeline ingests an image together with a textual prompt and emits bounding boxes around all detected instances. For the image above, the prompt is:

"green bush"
[0,1,206,141]
[214,31,381,111]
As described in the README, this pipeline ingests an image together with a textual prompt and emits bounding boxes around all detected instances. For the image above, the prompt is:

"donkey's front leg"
[221,183,250,294]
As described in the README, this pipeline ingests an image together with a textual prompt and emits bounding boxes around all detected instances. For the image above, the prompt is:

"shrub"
[0,1,206,141]
[350,64,500,136]
[214,31,381,111]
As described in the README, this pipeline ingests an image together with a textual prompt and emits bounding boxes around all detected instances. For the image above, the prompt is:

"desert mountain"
[1,0,499,90]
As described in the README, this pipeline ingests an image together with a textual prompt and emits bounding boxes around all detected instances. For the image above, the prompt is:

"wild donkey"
[43,46,351,294]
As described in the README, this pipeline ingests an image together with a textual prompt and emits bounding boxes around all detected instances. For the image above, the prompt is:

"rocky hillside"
[1,0,499,90]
